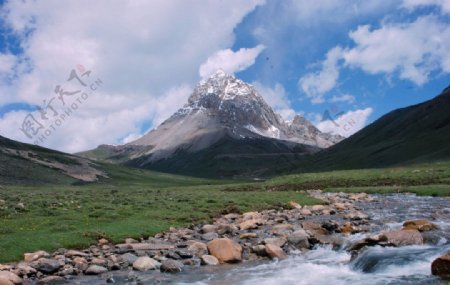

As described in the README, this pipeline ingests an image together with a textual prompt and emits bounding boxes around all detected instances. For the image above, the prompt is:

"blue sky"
[0,0,449,152]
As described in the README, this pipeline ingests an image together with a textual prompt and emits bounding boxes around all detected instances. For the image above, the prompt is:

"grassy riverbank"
[1,161,449,262]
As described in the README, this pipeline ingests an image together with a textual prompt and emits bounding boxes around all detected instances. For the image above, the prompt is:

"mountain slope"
[306,86,450,171]
[0,135,108,185]
[80,70,342,178]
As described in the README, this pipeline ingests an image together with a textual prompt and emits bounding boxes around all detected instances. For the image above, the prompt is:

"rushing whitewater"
[73,194,450,285]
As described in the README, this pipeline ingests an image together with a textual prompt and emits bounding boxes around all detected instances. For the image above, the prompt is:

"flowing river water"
[73,194,450,285]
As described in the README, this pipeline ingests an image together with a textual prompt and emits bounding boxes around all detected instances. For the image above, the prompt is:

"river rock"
[431,253,450,277]
[345,211,369,220]
[240,233,258,239]
[201,225,218,234]
[65,250,88,258]
[132,257,161,271]
[13,263,37,276]
[288,201,302,209]
[302,221,328,236]
[0,272,21,285]
[125,238,138,244]
[287,229,310,249]
[264,237,287,248]
[201,232,219,241]
[24,251,50,262]
[72,257,88,271]
[98,238,109,246]
[403,220,437,232]
[32,258,61,274]
[160,260,184,273]
[120,253,138,265]
[252,245,267,256]
[340,222,355,234]
[383,229,423,246]
[217,224,238,235]
[201,255,219,266]
[187,242,208,257]
[239,219,263,230]
[85,265,108,275]
[242,212,262,221]
[37,276,65,284]
[270,224,294,236]
[265,244,287,260]
[207,238,242,263]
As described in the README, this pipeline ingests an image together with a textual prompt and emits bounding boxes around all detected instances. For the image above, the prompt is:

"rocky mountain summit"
[81,70,342,177]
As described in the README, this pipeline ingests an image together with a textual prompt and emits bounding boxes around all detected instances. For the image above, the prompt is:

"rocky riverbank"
[0,190,448,285]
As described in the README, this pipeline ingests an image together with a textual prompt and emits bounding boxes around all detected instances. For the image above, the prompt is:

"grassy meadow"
[0,161,449,262]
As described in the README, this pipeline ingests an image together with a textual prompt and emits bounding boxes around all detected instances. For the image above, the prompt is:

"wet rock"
[187,242,208,257]
[0,271,21,285]
[302,221,328,236]
[132,257,160,271]
[300,208,312,216]
[288,201,302,209]
[90,257,107,267]
[37,276,65,284]
[383,229,423,246]
[242,212,261,221]
[64,250,88,258]
[160,260,184,273]
[340,222,355,234]
[120,253,138,265]
[311,205,326,212]
[201,232,219,241]
[13,262,37,276]
[85,265,108,275]
[72,257,88,271]
[201,255,219,266]
[345,211,369,221]
[24,251,50,262]
[349,193,368,201]
[207,238,242,263]
[239,219,263,230]
[270,224,294,236]
[287,229,310,249]
[264,237,287,248]
[217,224,238,235]
[431,253,450,277]
[98,238,109,246]
[403,220,437,232]
[265,244,287,260]
[32,258,61,274]
[240,233,258,239]
[201,225,218,234]
[124,238,138,244]
[251,245,267,257]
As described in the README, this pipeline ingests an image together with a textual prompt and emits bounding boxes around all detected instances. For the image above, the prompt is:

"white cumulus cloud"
[299,14,450,103]
[298,47,343,104]
[199,45,265,79]
[0,0,264,152]
[315,107,373,137]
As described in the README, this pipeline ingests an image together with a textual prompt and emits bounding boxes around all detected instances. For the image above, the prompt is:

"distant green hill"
[0,135,216,186]
[305,86,450,171]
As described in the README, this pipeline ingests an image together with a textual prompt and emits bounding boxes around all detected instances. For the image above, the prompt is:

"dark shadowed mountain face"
[80,70,342,178]
[305,86,450,171]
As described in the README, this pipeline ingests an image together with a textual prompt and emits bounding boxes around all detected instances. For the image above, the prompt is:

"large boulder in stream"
[207,238,242,263]
[432,253,450,277]
[383,229,423,246]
